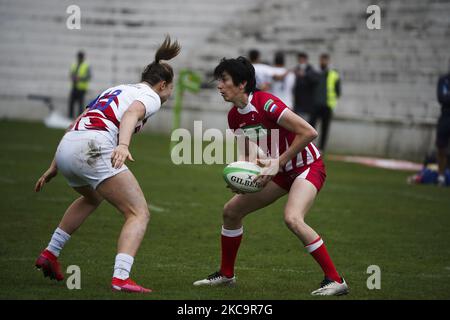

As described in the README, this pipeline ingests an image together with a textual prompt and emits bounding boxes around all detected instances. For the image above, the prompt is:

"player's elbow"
[295,126,317,143]
[307,127,318,141]
[296,127,317,144]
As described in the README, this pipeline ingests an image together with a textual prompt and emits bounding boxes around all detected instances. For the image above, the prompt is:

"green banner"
[171,69,202,151]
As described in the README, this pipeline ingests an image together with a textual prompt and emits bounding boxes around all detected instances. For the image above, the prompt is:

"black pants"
[309,105,333,151]
[68,88,86,119]
[436,113,450,149]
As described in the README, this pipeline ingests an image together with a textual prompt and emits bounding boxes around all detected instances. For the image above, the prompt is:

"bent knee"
[223,202,243,221]
[83,194,103,206]
[125,205,150,223]
[284,212,306,229]
[138,207,150,223]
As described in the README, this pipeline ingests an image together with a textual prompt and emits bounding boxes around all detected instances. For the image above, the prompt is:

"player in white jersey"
[34,36,181,293]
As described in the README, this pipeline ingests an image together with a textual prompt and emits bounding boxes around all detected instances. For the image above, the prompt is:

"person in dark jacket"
[436,68,450,186]
[292,52,317,118]
[309,53,341,152]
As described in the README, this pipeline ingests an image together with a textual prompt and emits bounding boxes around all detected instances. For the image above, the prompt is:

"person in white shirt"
[248,49,274,91]
[269,51,295,109]
[34,36,181,293]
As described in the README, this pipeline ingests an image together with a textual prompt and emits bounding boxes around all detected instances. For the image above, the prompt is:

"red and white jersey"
[228,91,321,172]
[72,83,161,144]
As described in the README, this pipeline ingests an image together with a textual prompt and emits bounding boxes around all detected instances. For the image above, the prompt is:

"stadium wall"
[0,0,449,161]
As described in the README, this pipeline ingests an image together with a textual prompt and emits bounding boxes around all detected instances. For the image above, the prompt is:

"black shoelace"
[207,271,223,280]
[320,278,333,288]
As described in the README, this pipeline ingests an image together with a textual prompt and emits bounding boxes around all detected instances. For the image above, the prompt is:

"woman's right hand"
[111,144,135,169]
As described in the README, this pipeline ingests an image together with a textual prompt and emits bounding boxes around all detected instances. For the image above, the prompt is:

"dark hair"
[274,51,285,65]
[214,56,256,94]
[77,51,85,60]
[297,52,308,59]
[248,49,260,62]
[320,53,330,60]
[141,35,181,85]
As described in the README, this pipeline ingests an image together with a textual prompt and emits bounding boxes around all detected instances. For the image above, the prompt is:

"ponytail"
[141,35,181,85]
[155,35,181,63]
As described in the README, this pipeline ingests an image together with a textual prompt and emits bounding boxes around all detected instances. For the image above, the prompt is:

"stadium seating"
[0,0,449,159]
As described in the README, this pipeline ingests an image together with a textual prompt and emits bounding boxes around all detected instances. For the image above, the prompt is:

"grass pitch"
[1,120,449,300]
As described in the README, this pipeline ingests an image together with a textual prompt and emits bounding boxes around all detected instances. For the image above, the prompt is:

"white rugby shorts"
[55,130,128,189]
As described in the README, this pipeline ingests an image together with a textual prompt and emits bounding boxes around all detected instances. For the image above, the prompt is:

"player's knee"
[126,206,150,224]
[223,202,241,221]
[83,194,103,206]
[138,207,150,224]
[284,212,305,229]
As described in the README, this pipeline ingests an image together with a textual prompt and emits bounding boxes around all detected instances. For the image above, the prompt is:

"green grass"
[1,120,449,300]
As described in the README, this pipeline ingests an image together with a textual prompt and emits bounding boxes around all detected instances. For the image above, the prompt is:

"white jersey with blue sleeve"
[72,83,161,144]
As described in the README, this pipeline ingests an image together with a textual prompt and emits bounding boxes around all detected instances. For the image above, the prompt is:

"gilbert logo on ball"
[223,161,263,193]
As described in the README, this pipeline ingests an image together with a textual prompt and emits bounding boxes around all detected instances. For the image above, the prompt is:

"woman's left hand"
[111,144,135,169]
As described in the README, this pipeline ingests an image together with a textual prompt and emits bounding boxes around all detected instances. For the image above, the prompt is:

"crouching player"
[34,36,180,293]
[193,57,348,296]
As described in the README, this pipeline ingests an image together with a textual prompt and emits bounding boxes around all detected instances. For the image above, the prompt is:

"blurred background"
[0,0,449,160]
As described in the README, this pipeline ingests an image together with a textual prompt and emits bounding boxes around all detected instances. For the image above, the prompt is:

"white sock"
[46,227,71,257]
[113,253,134,280]
[221,226,244,237]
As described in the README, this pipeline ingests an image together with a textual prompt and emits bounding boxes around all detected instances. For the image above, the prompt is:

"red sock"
[220,226,243,278]
[305,237,341,283]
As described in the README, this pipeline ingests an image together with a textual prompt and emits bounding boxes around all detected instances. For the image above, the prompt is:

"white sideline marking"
[328,154,422,172]
[148,203,165,212]
[147,201,201,212]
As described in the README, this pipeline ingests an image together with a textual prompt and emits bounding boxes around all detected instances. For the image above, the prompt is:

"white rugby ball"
[223,161,263,193]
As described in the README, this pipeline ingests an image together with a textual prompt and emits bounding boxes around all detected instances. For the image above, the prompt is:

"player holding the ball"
[33,36,180,293]
[193,57,348,296]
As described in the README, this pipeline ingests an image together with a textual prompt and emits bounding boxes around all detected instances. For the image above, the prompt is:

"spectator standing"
[310,53,341,152]
[248,49,273,91]
[293,52,317,118]
[436,66,450,186]
[269,51,296,109]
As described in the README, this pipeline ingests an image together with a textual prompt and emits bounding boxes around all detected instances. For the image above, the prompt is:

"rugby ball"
[223,161,263,193]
